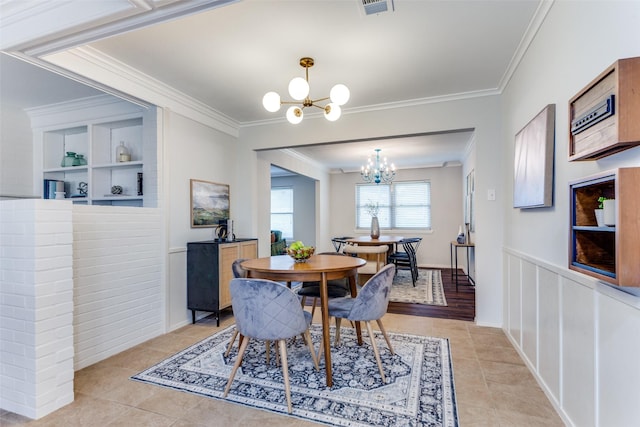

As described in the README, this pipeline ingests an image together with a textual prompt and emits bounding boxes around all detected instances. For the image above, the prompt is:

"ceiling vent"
[359,0,394,16]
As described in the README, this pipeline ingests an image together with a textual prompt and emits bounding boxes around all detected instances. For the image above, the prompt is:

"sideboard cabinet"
[569,167,640,287]
[187,239,258,325]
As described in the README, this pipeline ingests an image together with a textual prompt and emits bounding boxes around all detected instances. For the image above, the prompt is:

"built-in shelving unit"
[569,167,640,286]
[29,95,157,207]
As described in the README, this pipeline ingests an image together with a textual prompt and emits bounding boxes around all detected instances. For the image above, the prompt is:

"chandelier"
[361,149,396,184]
[262,57,350,124]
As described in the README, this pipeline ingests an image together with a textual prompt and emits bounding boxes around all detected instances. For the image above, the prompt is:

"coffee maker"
[215,219,234,242]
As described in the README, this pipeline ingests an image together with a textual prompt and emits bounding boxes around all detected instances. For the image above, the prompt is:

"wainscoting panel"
[507,255,522,345]
[521,259,537,368]
[560,276,595,427]
[537,266,560,400]
[597,291,640,426]
[504,247,640,427]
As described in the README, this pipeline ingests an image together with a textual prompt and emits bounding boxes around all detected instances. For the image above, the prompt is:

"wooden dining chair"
[297,252,351,316]
[388,237,422,286]
[342,244,388,279]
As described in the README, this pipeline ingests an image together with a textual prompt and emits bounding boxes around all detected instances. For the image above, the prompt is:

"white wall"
[72,205,163,370]
[164,110,242,330]
[0,104,34,198]
[0,199,74,419]
[501,2,640,426]
[330,166,463,269]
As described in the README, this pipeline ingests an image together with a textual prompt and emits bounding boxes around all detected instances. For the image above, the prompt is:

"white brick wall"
[72,205,163,369]
[1,201,164,419]
[0,199,74,419]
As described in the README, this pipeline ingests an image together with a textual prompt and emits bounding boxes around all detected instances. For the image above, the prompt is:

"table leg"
[348,275,363,346]
[320,272,333,387]
[454,246,459,292]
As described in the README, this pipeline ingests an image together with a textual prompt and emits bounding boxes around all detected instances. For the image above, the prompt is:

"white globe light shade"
[330,84,350,105]
[286,106,303,124]
[288,77,309,100]
[262,92,281,112]
[324,103,341,121]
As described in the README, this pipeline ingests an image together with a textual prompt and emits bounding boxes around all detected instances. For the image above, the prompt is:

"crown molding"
[43,46,240,137]
[497,0,555,92]
[1,0,238,55]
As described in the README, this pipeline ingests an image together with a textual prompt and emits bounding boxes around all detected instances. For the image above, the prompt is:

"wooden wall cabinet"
[569,168,640,287]
[187,239,258,325]
[569,57,640,161]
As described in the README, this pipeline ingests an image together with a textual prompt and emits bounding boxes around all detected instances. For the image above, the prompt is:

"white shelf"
[30,96,156,207]
[92,161,143,169]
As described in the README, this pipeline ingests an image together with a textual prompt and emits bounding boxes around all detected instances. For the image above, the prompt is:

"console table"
[450,241,475,291]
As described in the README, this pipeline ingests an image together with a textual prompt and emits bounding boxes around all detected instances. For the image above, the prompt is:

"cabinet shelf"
[43,166,89,173]
[569,167,640,287]
[92,161,143,169]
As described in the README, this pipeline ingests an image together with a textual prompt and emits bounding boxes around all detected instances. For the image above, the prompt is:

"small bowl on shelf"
[286,246,315,263]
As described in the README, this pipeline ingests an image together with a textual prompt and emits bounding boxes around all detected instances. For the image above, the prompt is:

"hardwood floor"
[387,268,475,321]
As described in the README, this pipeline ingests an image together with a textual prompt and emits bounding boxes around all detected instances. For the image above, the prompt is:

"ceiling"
[1,0,544,172]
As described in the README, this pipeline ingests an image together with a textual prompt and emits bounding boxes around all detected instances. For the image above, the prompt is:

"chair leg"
[223,336,250,397]
[310,297,318,317]
[265,340,271,365]
[278,339,293,413]
[224,330,239,357]
[303,329,319,371]
[334,318,342,346]
[365,321,386,383]
[376,318,394,355]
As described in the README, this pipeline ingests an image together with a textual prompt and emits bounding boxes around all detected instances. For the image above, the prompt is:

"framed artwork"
[190,179,230,228]
[513,104,556,209]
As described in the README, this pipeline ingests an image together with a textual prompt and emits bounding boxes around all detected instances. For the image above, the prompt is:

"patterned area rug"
[391,269,447,306]
[132,324,458,426]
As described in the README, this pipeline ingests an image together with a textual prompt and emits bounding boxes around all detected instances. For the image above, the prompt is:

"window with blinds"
[271,187,294,239]
[356,181,431,230]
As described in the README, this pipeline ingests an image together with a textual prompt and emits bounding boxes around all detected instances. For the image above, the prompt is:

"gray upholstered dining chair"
[327,263,396,382]
[225,259,277,364]
[223,278,319,413]
[224,259,249,357]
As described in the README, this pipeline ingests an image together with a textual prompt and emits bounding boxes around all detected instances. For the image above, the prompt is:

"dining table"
[241,254,366,387]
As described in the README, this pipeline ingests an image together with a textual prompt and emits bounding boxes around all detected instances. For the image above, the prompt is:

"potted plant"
[595,197,606,227]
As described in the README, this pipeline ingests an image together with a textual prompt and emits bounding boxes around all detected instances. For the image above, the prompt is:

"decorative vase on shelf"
[370,216,380,239]
[73,154,87,166]
[603,199,616,226]
[61,152,76,167]
[115,141,131,162]
[594,209,605,227]
[456,225,465,244]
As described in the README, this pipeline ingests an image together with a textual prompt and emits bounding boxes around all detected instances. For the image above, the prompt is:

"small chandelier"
[262,57,350,124]
[361,149,396,184]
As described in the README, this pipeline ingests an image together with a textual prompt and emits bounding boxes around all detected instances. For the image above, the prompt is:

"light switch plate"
[488,189,496,201]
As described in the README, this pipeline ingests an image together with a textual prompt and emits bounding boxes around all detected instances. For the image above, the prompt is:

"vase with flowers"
[365,201,380,239]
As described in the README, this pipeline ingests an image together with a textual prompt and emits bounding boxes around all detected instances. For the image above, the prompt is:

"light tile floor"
[1,313,565,426]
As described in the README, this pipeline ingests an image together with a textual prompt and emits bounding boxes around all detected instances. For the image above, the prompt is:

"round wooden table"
[241,254,366,387]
